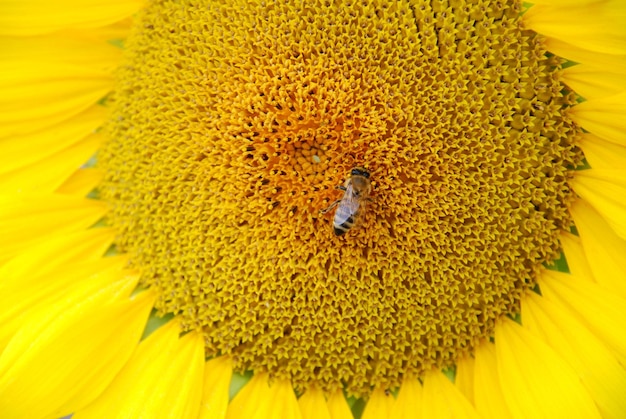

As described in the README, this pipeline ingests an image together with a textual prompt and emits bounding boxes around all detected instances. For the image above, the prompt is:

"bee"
[321,167,372,236]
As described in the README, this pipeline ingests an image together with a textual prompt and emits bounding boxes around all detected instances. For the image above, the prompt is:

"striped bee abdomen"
[333,208,359,236]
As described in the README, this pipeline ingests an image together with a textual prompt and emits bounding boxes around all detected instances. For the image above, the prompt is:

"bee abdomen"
[333,214,356,236]
[333,226,348,236]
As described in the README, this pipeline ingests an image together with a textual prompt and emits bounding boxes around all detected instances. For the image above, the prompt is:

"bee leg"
[320,199,341,214]
[335,185,347,191]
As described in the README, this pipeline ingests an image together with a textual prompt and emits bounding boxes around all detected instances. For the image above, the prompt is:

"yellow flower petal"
[226,373,302,419]
[568,198,626,295]
[421,369,480,419]
[0,255,128,351]
[0,61,112,138]
[454,355,475,405]
[0,0,144,36]
[75,322,204,419]
[362,388,394,419]
[0,227,116,347]
[473,342,513,419]
[528,0,608,4]
[540,269,626,368]
[561,65,626,100]
[0,226,114,276]
[391,376,422,419]
[526,0,603,4]
[580,133,626,170]
[0,132,101,194]
[326,390,353,419]
[559,231,596,281]
[495,318,601,419]
[544,38,626,73]
[198,356,233,419]
[0,105,105,174]
[571,169,626,240]
[569,92,626,145]
[0,193,107,262]
[226,373,269,419]
[522,289,626,418]
[524,2,626,55]
[298,387,331,419]
[0,281,152,418]
[57,168,103,196]
[89,18,134,40]
[0,30,123,72]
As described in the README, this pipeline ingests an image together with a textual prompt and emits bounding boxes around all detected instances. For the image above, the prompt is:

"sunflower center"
[100,0,582,397]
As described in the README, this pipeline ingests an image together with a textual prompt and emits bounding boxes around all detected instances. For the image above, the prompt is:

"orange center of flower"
[99,0,582,397]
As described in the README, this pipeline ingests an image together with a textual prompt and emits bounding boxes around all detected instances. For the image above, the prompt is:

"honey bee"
[321,167,372,236]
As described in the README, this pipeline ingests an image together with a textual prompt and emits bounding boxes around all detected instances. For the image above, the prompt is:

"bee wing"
[334,184,361,225]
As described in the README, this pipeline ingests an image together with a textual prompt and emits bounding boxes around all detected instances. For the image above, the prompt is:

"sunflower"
[1,0,625,417]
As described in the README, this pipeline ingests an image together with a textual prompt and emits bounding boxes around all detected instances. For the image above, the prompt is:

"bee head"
[351,167,370,178]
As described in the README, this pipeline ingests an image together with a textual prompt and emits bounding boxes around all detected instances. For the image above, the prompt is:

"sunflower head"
[98,0,582,397]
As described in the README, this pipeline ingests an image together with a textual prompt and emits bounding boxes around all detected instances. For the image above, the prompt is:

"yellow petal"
[561,65,626,100]
[57,168,103,196]
[0,282,152,418]
[75,322,205,419]
[523,290,626,418]
[0,193,108,262]
[495,318,601,419]
[0,132,101,194]
[0,255,128,351]
[264,377,303,419]
[198,356,233,419]
[0,227,117,346]
[298,387,331,419]
[544,38,626,74]
[326,390,353,419]
[0,227,114,276]
[454,354,474,405]
[524,2,626,55]
[473,341,513,419]
[88,18,135,41]
[362,388,394,419]
[0,30,123,72]
[558,231,595,282]
[569,92,626,145]
[540,269,626,368]
[421,369,480,419]
[0,61,112,137]
[0,105,105,174]
[580,133,626,170]
[571,169,626,240]
[0,0,145,36]
[226,373,302,419]
[569,198,626,295]
[391,376,422,419]
[525,0,604,5]
[226,373,270,419]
